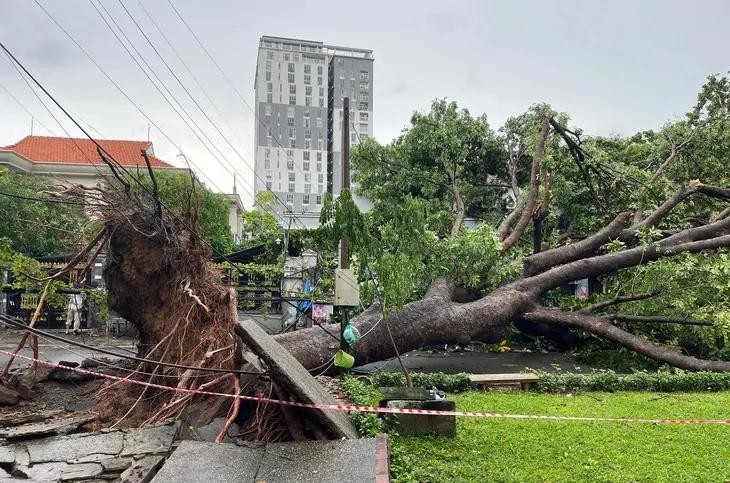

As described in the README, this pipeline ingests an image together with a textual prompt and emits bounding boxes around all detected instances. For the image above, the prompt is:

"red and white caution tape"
[3,349,729,426]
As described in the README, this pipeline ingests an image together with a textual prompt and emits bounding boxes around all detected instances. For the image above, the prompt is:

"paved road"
[0,330,136,369]
[355,350,592,374]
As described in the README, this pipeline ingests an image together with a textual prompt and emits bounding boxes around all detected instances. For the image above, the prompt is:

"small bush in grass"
[533,369,730,393]
[368,372,471,393]
[340,376,384,437]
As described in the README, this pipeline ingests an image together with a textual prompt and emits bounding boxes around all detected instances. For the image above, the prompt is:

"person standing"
[65,286,85,335]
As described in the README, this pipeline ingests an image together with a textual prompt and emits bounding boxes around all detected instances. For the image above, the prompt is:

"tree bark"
[273,193,730,373]
[500,114,550,251]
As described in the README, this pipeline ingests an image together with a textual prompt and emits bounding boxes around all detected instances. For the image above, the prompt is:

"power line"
[0,315,266,375]
[30,0,291,231]
[0,40,265,280]
[165,0,324,222]
[0,190,85,206]
[90,0,304,229]
[133,0,253,161]
[0,79,57,136]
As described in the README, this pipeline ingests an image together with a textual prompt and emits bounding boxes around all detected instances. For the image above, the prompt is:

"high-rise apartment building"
[253,36,373,222]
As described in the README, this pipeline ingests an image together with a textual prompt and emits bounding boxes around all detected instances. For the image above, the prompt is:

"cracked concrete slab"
[26,432,125,464]
[150,441,263,482]
[120,423,178,457]
[257,439,378,483]
[238,319,358,439]
[0,415,94,440]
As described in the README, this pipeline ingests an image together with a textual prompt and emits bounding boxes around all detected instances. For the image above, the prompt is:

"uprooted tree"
[276,111,730,372]
[7,76,727,438]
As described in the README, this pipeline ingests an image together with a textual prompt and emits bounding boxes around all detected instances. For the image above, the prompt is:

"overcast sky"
[1,0,728,206]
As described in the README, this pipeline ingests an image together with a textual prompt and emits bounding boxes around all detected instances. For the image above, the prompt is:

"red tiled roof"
[0,136,172,168]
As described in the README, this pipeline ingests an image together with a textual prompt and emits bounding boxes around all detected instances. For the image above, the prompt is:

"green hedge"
[533,370,730,393]
[367,372,472,393]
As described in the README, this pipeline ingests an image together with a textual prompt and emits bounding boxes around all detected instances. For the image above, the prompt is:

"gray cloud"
[1,0,728,207]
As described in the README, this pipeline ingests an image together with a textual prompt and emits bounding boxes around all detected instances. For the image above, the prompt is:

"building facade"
[0,135,245,243]
[253,36,373,217]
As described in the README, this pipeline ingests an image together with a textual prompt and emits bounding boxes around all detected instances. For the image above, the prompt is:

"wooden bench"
[469,373,539,390]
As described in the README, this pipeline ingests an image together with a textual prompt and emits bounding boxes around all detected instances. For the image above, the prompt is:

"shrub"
[533,369,730,393]
[339,376,384,437]
[368,372,471,393]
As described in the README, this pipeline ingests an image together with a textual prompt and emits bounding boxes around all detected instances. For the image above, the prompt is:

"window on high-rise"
[266,181,272,190]
[264,114,271,125]
[286,149,293,158]
[359,101,369,110]
[318,173,324,183]
[289,139,296,148]
[305,140,311,149]
[305,86,312,96]
[288,117,295,128]
[305,129,312,139]
[303,194,310,205]
[303,151,310,161]
[288,73,295,83]
[265,71,271,81]
[264,158,270,170]
[319,98,324,107]
[265,61,271,71]
[304,65,311,74]
[305,97,312,106]
[267,83,272,92]
[351,133,357,143]
[266,51,274,60]
[304,75,311,84]
[288,127,294,138]
[318,184,323,193]
[359,112,368,121]
[319,87,324,97]
[360,123,368,132]
[283,53,290,61]
[290,84,296,94]
[303,118,310,128]
[287,159,294,170]
[360,71,369,81]
[288,63,295,73]
[288,172,295,182]
[286,193,293,203]
[305,173,311,182]
[315,195,322,205]
[303,160,309,171]
[317,76,322,86]
[317,65,323,75]
[289,95,296,105]
[304,183,311,193]
[288,183,295,193]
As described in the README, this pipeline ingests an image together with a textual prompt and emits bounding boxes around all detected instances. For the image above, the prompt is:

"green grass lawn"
[389,391,730,482]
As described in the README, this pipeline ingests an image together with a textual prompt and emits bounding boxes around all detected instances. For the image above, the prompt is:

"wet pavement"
[0,330,136,369]
[355,349,592,374]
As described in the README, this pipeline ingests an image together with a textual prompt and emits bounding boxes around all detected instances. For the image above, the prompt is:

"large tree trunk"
[276,196,730,372]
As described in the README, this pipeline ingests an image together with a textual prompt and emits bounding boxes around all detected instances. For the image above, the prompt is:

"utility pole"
[335,97,357,364]
[339,97,351,270]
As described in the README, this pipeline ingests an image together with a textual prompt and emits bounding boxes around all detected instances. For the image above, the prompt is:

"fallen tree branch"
[523,212,631,276]
[579,292,659,313]
[607,314,713,326]
[500,113,550,251]
[524,308,730,371]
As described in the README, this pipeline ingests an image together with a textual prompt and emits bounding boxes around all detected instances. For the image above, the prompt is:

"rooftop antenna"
[30,117,34,135]
[147,123,150,142]
[232,177,237,194]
